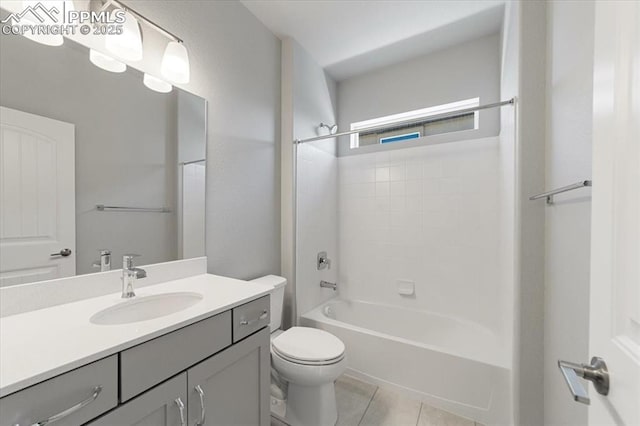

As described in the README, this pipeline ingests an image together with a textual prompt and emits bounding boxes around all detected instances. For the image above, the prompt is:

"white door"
[0,107,75,286]
[589,1,640,424]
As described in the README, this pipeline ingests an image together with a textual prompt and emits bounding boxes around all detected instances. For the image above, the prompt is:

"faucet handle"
[93,249,112,270]
[317,251,331,270]
[122,254,141,269]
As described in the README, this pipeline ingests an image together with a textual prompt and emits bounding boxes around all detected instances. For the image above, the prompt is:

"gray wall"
[337,33,501,157]
[0,33,181,274]
[291,39,338,156]
[498,5,518,423]
[512,2,547,425]
[123,1,282,280]
[544,2,594,424]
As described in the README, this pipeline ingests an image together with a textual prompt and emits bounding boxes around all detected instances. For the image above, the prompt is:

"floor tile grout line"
[415,402,424,426]
[357,386,379,426]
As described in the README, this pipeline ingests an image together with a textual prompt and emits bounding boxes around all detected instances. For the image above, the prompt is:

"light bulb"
[161,41,190,84]
[90,49,126,73]
[143,73,172,93]
[105,9,142,61]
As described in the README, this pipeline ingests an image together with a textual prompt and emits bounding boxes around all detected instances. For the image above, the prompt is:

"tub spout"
[320,280,337,291]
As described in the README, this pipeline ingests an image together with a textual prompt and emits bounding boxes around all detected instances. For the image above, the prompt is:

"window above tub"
[349,98,480,149]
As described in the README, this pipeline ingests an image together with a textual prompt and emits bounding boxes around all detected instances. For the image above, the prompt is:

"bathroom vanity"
[0,259,272,426]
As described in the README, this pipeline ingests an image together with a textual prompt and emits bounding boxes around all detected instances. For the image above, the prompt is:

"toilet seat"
[272,346,345,366]
[271,327,345,366]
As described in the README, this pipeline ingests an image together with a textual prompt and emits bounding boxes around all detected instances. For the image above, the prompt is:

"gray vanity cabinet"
[88,373,187,426]
[119,311,232,402]
[0,356,118,426]
[1,295,271,426]
[187,327,271,426]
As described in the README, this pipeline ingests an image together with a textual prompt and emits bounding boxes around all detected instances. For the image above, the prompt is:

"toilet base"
[284,382,338,426]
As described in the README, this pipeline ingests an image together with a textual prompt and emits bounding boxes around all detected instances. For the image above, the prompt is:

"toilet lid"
[272,327,345,363]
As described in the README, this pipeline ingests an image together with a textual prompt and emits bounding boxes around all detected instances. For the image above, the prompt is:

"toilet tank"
[250,275,287,331]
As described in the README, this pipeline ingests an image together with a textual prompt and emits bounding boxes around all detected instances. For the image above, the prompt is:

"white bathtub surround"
[330,137,512,424]
[296,142,339,316]
[302,300,510,425]
[0,264,272,397]
[338,137,510,342]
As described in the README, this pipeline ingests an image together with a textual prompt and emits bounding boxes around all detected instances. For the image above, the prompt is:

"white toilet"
[251,275,347,426]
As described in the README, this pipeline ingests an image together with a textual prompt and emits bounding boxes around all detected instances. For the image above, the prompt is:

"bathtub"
[301,299,512,425]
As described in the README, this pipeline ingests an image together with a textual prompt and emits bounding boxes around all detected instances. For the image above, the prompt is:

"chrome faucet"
[320,280,337,291]
[317,251,331,270]
[121,254,147,299]
[92,249,112,272]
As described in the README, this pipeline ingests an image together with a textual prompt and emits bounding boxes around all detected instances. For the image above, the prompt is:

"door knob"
[558,356,609,405]
[50,248,72,257]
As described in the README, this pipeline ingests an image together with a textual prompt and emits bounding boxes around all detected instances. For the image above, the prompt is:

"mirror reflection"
[0,30,206,286]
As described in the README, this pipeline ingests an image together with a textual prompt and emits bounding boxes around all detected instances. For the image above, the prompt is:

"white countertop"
[0,274,271,397]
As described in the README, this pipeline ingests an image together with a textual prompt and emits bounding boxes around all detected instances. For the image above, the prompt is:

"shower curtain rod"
[293,97,516,145]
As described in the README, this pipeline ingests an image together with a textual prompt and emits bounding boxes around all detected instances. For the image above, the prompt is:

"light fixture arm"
[102,0,183,43]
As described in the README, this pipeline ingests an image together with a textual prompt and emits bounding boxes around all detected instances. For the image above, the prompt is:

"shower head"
[318,122,338,135]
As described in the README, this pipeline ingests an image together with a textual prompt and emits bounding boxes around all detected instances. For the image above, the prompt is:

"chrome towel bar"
[96,204,171,213]
[529,180,592,204]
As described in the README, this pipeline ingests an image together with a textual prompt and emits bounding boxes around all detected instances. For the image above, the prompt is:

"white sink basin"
[90,292,203,325]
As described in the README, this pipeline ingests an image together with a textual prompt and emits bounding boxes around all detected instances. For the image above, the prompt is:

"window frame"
[349,97,480,149]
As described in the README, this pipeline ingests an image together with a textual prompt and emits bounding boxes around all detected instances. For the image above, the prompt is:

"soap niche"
[397,280,416,298]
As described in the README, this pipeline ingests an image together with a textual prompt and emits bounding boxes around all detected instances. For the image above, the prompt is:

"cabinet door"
[88,373,187,426]
[187,327,270,426]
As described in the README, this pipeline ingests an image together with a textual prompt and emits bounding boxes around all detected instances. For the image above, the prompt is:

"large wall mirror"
[0,27,206,286]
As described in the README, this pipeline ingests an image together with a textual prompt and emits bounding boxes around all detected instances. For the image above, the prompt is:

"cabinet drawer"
[120,311,231,402]
[0,355,118,426]
[232,295,270,342]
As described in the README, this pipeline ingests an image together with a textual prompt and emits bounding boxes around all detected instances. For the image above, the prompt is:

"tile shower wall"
[297,143,339,315]
[338,137,505,334]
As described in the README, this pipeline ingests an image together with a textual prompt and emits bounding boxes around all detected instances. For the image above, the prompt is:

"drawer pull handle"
[240,310,268,326]
[174,397,186,426]
[31,385,102,426]
[194,385,206,426]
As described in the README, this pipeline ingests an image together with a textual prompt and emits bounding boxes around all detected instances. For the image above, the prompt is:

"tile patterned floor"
[271,374,484,426]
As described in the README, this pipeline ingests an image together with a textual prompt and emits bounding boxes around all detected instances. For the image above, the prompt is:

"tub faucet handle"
[317,251,331,270]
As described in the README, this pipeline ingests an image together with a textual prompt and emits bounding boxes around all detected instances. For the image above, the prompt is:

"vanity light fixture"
[105,0,191,85]
[143,73,172,93]
[90,49,127,73]
[105,9,143,61]
[161,41,190,84]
